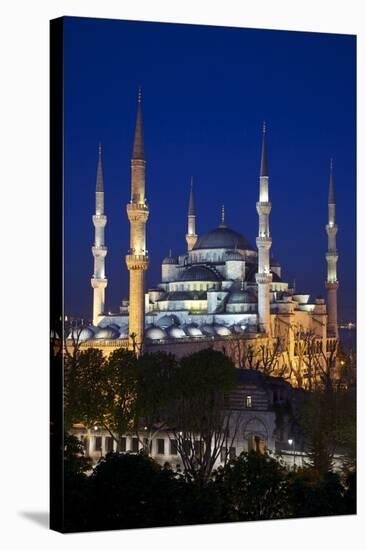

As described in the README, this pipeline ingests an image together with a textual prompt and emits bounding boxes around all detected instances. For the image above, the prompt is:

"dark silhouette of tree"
[287,469,345,518]
[134,352,178,453]
[89,453,182,530]
[63,433,92,532]
[214,451,290,521]
[102,348,138,450]
[167,349,241,485]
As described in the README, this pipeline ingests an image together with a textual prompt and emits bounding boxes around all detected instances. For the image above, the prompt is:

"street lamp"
[288,438,296,469]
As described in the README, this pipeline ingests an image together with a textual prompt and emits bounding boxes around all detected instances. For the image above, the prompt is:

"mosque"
[76,91,340,383]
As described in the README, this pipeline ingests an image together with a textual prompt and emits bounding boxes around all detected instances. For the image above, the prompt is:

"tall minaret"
[255,122,272,333]
[185,177,197,251]
[125,88,149,352]
[325,159,339,338]
[91,143,108,326]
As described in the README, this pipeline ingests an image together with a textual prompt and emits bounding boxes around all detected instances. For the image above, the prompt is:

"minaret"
[325,159,339,338]
[91,143,108,326]
[186,177,197,251]
[125,88,149,352]
[255,122,272,333]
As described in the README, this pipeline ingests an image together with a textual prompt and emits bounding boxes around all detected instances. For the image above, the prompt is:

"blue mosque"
[74,91,339,369]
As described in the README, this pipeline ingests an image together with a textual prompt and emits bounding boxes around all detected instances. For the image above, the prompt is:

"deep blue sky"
[63,17,356,322]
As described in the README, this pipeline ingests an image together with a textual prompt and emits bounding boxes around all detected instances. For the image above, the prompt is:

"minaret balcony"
[256,236,272,249]
[91,277,108,289]
[326,223,338,233]
[126,202,149,223]
[256,272,273,285]
[93,214,107,227]
[125,253,149,271]
[325,251,338,260]
[325,280,339,290]
[92,245,108,257]
[256,201,272,215]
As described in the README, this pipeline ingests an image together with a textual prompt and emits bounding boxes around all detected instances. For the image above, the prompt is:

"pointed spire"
[260,121,268,177]
[188,177,195,216]
[96,142,104,192]
[132,87,144,160]
[219,204,227,227]
[328,158,335,204]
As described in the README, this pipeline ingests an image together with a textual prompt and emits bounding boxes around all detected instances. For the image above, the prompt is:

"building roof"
[193,225,255,251]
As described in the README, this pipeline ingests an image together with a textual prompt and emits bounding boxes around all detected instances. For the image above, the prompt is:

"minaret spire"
[126,88,150,353]
[91,143,108,326]
[132,87,144,161]
[325,158,339,338]
[260,121,268,178]
[256,123,272,333]
[186,176,198,251]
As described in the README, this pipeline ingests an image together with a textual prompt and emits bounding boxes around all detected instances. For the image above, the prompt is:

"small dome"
[118,325,129,338]
[184,324,203,337]
[193,226,254,251]
[178,265,221,282]
[270,257,280,267]
[200,324,216,336]
[145,326,167,340]
[94,326,119,340]
[156,314,180,328]
[214,324,232,336]
[225,250,243,261]
[228,290,257,304]
[231,324,247,334]
[167,326,186,339]
[162,255,178,265]
[67,326,96,341]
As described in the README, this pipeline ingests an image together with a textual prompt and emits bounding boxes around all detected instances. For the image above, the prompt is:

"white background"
[0,0,364,548]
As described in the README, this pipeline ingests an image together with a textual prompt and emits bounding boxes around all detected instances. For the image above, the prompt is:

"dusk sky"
[63,16,356,322]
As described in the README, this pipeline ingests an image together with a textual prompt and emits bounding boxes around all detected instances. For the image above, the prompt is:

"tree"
[63,433,92,532]
[89,452,182,530]
[214,451,290,521]
[102,348,138,450]
[167,348,240,485]
[134,352,178,453]
[287,469,345,518]
[64,347,107,431]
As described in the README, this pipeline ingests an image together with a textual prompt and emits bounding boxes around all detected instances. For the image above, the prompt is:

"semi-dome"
[145,326,167,340]
[156,314,180,328]
[94,326,119,340]
[178,264,221,282]
[193,225,254,251]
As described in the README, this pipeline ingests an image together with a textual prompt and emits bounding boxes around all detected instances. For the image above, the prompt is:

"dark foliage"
[214,451,291,521]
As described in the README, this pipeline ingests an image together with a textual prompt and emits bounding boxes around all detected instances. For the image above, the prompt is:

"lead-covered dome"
[178,265,221,282]
[193,226,254,251]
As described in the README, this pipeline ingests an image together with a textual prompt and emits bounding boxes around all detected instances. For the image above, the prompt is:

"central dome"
[193,225,254,251]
